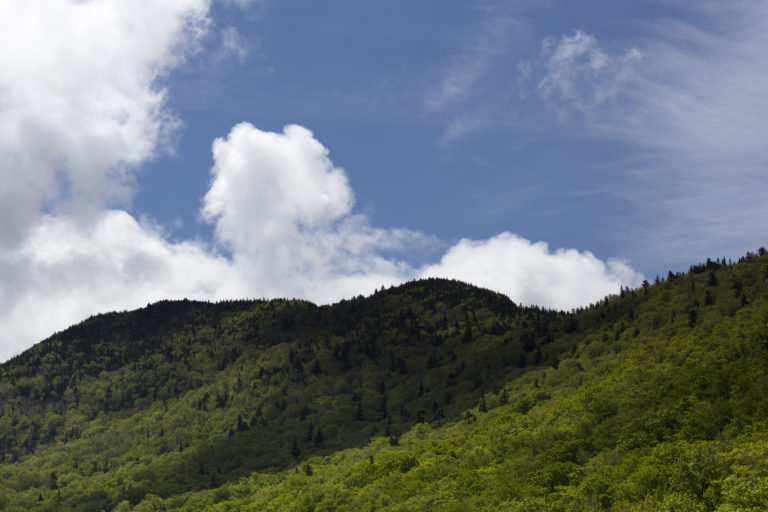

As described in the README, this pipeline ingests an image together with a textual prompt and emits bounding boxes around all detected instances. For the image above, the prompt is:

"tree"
[688,309,697,328]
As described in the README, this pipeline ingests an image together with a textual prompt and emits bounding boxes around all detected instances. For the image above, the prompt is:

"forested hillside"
[1,250,768,511]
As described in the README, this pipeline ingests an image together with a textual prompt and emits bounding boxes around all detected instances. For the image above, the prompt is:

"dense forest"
[1,249,768,511]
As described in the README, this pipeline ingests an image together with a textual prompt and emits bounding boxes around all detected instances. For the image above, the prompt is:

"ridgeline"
[1,250,768,511]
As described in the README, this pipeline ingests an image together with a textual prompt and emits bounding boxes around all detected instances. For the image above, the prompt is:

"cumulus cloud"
[0,1,642,361]
[0,122,422,360]
[0,212,236,353]
[201,122,419,302]
[0,0,220,360]
[420,233,642,310]
[203,124,355,251]
[0,118,639,361]
[0,0,211,245]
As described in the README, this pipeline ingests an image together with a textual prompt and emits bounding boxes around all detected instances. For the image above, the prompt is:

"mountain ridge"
[1,251,767,510]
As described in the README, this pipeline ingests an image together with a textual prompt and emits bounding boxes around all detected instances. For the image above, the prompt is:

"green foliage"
[0,251,768,510]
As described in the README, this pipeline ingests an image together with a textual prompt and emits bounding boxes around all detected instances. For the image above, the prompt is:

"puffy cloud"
[200,123,640,309]
[0,121,420,361]
[0,212,235,359]
[0,0,211,245]
[0,2,643,362]
[203,124,355,251]
[420,233,642,310]
[202,123,417,302]
[0,0,216,360]
[0,120,642,361]
[0,117,420,361]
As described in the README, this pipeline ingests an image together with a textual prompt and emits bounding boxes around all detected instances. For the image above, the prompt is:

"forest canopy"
[1,250,767,511]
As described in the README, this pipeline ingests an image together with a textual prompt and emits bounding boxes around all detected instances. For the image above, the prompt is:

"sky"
[1,0,767,361]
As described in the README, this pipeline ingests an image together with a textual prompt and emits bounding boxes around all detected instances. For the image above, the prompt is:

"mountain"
[1,250,768,511]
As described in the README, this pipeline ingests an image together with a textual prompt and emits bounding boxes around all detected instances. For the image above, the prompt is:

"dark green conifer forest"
[2,250,768,511]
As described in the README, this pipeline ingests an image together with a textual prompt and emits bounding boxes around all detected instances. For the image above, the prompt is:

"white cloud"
[425,15,522,111]
[420,233,642,311]
[0,211,236,357]
[201,123,418,302]
[0,0,217,361]
[203,124,354,251]
[216,26,251,61]
[0,120,422,361]
[0,118,641,361]
[0,1,643,362]
[224,0,264,9]
[0,0,211,245]
[508,4,768,266]
[580,3,768,263]
[607,11,768,159]
[200,123,640,309]
[529,30,642,115]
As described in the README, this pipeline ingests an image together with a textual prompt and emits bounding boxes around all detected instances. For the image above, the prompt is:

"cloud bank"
[0,0,641,362]
[421,233,638,311]
[0,119,641,361]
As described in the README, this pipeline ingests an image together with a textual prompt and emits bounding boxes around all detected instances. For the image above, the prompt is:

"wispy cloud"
[592,4,768,264]
[509,3,768,266]
[215,26,252,62]
[528,30,642,117]
[425,15,523,112]
[222,0,267,19]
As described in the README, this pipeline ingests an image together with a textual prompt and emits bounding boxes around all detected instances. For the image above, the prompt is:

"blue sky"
[1,0,766,360]
[140,0,764,268]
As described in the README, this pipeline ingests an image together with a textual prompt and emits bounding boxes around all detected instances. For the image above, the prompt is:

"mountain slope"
[1,250,768,511]
[0,278,578,510]
[124,251,768,511]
